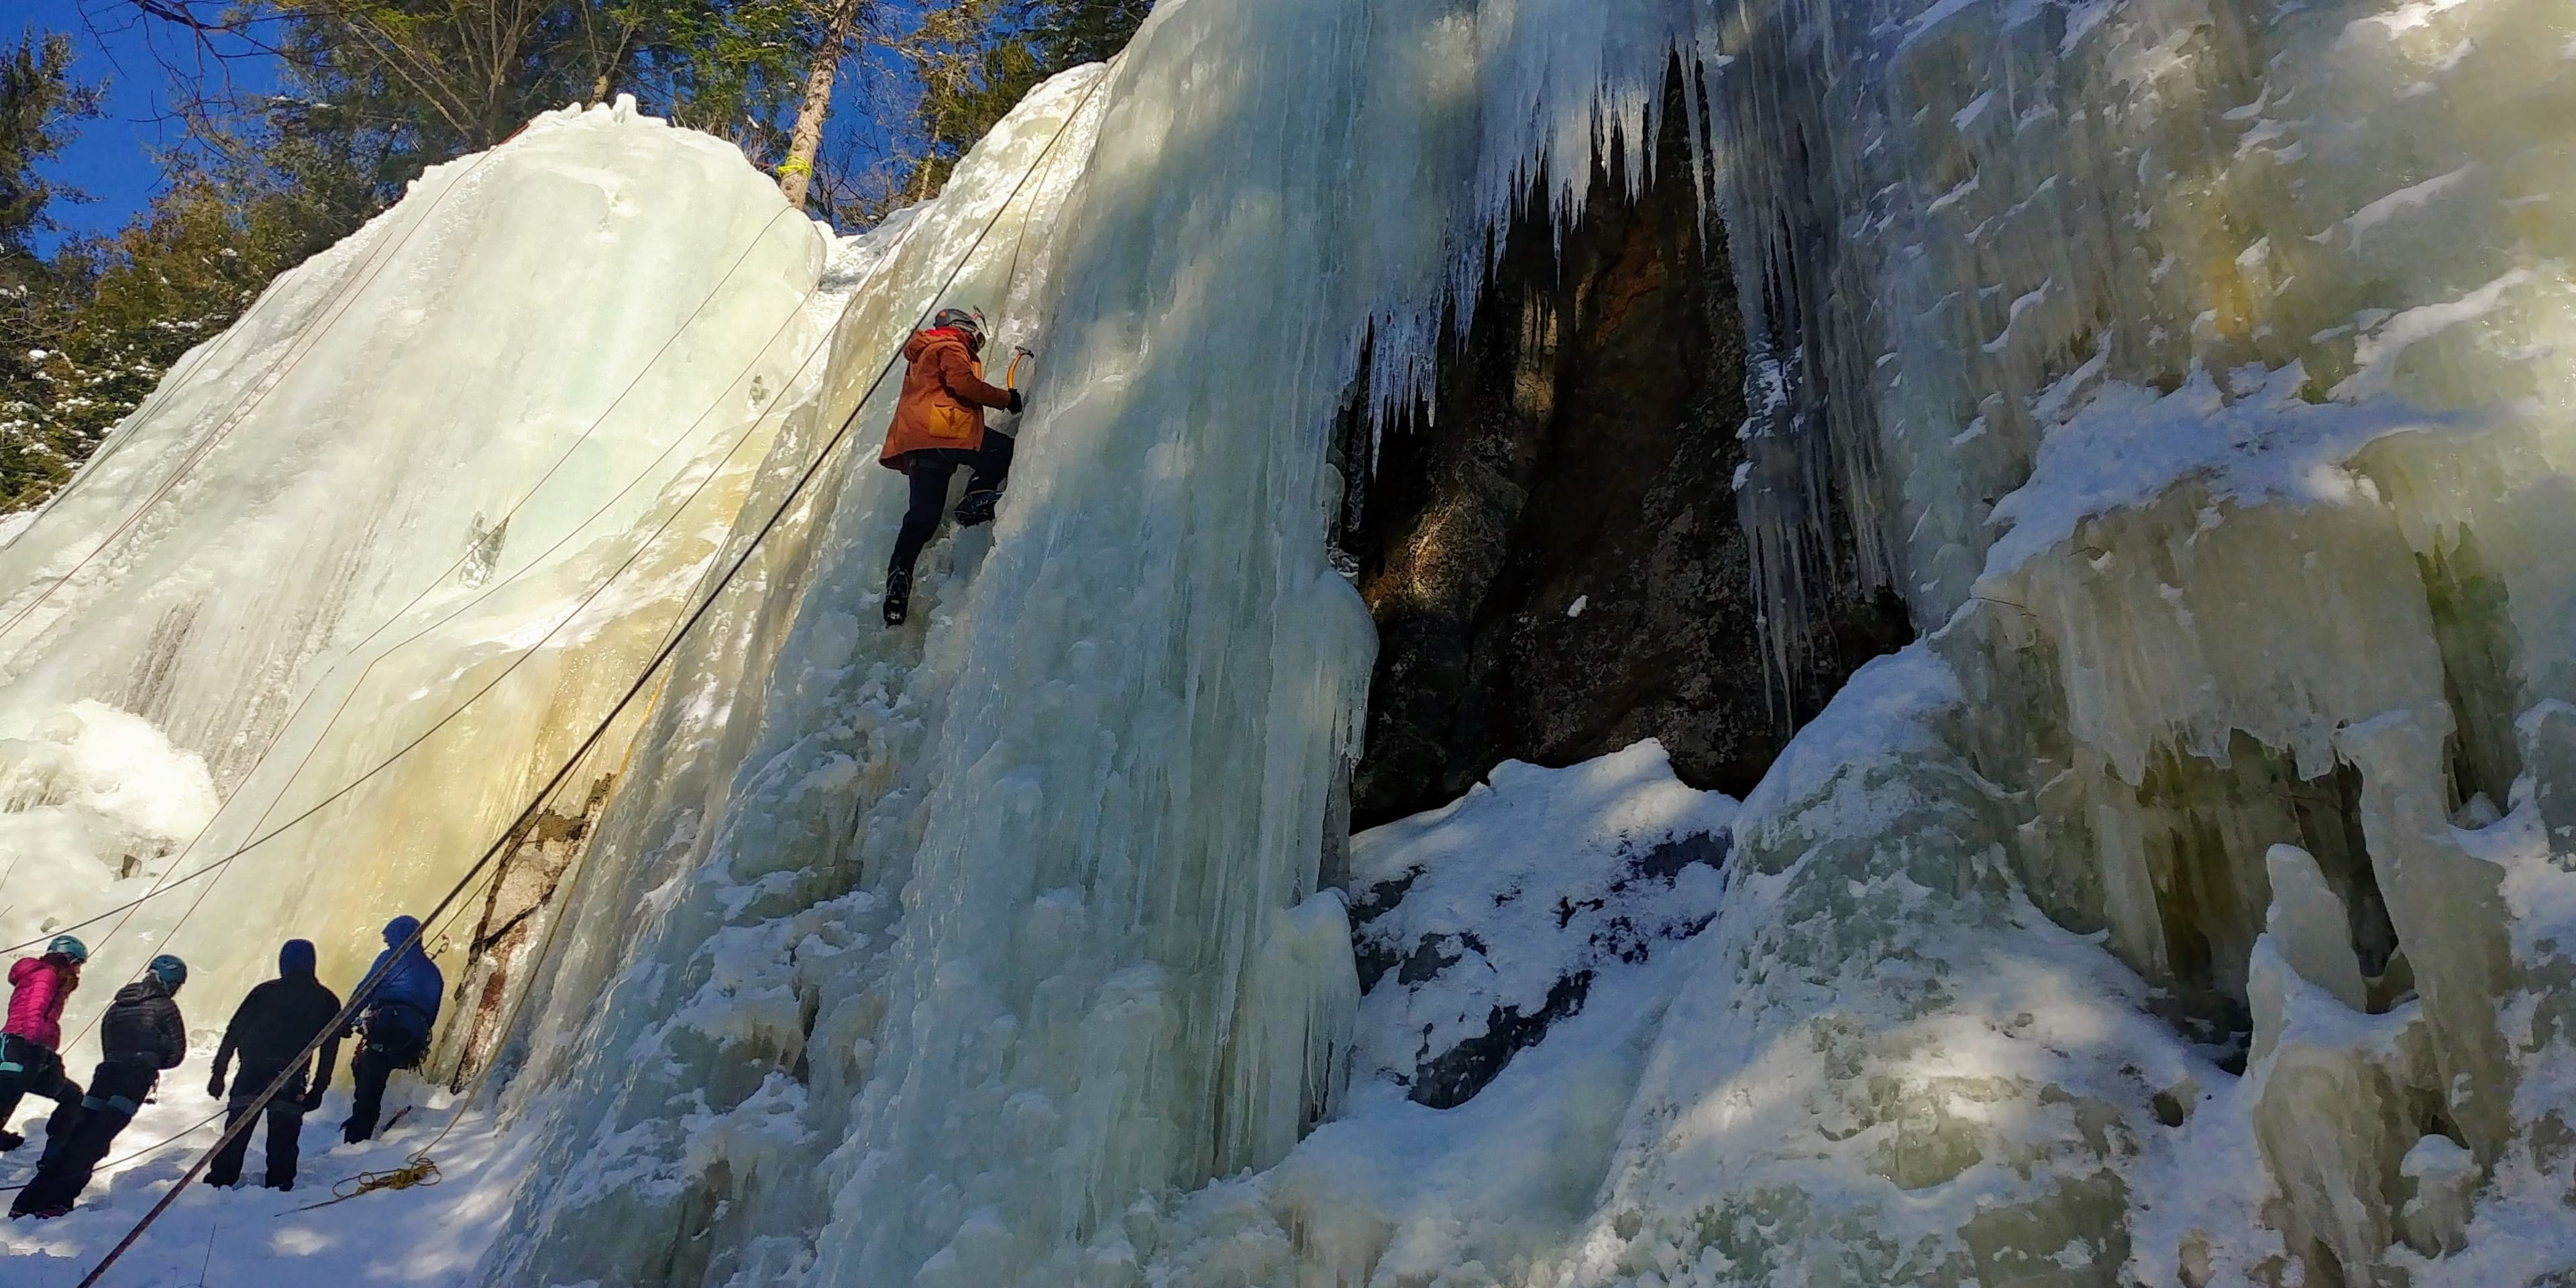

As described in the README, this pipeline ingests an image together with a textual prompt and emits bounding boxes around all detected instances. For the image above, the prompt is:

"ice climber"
[206,938,345,1189]
[0,934,87,1152]
[877,305,1026,627]
[341,914,443,1144]
[10,953,187,1219]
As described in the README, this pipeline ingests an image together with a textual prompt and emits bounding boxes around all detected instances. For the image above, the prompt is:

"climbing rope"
[296,637,678,1217]
[0,207,833,965]
[0,1110,225,1194]
[0,141,513,647]
[295,1154,441,1213]
[72,64,1118,1285]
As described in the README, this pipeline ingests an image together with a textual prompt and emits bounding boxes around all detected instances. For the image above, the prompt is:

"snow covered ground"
[5,0,2576,1276]
[1,1071,523,1285]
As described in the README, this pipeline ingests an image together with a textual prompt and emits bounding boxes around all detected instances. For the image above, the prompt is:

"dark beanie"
[279,939,318,976]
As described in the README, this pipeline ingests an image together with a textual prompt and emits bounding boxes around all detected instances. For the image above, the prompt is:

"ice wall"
[13,0,2573,1279]
[1360,0,2576,1278]
[0,99,830,1047]
[1036,0,2576,1280]
[478,0,1757,1283]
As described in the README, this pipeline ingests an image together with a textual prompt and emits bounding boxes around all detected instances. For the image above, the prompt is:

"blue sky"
[21,0,922,253]
[20,0,276,251]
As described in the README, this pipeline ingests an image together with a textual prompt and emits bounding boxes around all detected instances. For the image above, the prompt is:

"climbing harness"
[301,673,657,1216]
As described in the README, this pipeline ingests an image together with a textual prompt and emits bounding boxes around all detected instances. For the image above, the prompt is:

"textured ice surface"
[482,1,1755,1281]
[0,98,830,1031]
[11,0,2576,1278]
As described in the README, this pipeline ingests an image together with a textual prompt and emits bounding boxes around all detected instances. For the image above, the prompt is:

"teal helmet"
[46,934,87,963]
[147,954,187,991]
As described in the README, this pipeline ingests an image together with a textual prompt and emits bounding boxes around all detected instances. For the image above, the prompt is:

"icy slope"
[0,98,831,1044]
[479,0,1738,1282]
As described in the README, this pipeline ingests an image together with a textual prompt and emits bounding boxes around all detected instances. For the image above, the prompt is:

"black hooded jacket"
[99,977,186,1071]
[213,950,345,1097]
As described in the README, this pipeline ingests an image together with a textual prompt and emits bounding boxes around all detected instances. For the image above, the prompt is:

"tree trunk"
[780,0,865,209]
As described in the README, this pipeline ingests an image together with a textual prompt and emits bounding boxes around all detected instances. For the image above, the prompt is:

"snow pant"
[10,1059,154,1216]
[0,1034,79,1144]
[206,1082,308,1189]
[343,1023,428,1144]
[886,434,1015,580]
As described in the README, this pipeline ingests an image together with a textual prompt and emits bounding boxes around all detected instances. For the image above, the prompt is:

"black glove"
[207,1074,225,1099]
[1006,389,1025,415]
[302,1089,327,1113]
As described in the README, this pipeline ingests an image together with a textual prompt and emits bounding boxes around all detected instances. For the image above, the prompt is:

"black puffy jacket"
[99,978,185,1070]
[214,972,343,1096]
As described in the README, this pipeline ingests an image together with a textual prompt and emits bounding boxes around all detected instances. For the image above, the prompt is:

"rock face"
[1339,66,1909,828]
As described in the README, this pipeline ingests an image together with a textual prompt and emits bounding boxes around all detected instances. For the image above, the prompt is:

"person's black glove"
[302,1089,327,1113]
[207,1073,225,1099]
[1006,389,1025,415]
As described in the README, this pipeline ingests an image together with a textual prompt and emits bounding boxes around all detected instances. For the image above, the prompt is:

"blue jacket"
[354,916,443,1038]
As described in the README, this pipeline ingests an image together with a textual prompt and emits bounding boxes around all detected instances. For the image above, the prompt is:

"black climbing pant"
[10,1059,155,1216]
[887,433,1016,580]
[207,1089,309,1189]
[343,1024,428,1144]
[0,1034,78,1144]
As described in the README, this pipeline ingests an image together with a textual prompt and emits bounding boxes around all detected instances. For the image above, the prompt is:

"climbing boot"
[0,1129,22,1152]
[954,488,1001,527]
[883,568,914,627]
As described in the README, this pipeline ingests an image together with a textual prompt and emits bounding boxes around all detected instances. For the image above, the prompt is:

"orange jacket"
[879,327,1014,469]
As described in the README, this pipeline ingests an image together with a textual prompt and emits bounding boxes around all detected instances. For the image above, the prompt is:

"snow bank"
[1139,739,1739,1285]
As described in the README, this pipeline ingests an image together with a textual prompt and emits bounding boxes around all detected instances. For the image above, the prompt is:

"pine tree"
[893,0,1150,203]
[0,30,103,508]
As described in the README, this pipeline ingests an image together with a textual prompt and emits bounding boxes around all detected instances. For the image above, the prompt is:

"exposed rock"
[1336,61,1909,828]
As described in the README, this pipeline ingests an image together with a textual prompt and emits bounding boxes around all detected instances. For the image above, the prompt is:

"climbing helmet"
[931,307,988,349]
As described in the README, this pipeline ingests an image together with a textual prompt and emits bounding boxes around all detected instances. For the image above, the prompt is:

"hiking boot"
[13,1202,69,1220]
[883,568,914,627]
[0,1129,22,1152]
[954,488,1001,527]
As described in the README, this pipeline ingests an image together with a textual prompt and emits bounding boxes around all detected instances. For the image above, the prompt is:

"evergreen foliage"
[895,0,1148,202]
[0,0,1157,513]
[1,30,104,508]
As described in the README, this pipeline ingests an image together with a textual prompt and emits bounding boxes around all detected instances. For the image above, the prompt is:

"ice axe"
[1004,345,1036,394]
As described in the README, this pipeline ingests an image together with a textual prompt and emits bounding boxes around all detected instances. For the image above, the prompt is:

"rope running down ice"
[0,140,515,647]
[9,204,816,994]
[0,208,835,961]
[70,63,1114,1285]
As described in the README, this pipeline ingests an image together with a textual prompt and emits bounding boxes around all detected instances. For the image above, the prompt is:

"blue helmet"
[147,954,187,991]
[46,934,87,964]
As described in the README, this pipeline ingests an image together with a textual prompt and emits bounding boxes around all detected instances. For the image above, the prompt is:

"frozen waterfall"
[0,98,831,1030]
[6,0,2576,1281]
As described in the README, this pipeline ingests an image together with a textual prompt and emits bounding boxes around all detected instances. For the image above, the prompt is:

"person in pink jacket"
[0,935,87,1152]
